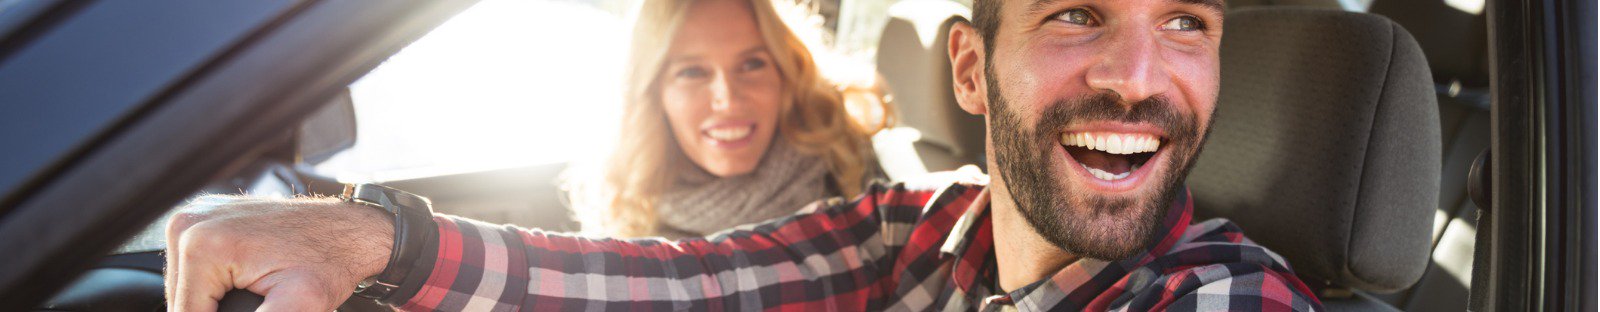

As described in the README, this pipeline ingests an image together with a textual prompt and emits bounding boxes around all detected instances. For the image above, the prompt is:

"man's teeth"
[1060,132,1161,155]
[1082,163,1140,181]
[706,126,752,141]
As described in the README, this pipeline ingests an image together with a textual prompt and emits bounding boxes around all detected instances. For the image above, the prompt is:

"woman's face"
[659,0,784,178]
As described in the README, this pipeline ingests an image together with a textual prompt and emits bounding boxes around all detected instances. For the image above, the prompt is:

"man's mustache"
[1033,92,1198,143]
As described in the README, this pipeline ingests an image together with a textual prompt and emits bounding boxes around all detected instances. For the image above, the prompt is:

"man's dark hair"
[971,0,1001,57]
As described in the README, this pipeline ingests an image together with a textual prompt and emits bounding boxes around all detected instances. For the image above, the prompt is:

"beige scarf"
[653,141,834,238]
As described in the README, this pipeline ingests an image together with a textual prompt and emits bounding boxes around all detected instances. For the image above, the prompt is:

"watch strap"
[344,184,436,302]
[385,218,439,305]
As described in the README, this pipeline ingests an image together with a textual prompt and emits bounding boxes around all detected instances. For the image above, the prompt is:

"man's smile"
[1056,123,1169,193]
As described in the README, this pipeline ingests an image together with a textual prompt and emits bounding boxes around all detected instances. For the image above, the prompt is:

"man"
[165,0,1323,310]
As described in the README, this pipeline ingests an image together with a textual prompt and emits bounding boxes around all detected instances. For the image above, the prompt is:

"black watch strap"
[342,184,437,302]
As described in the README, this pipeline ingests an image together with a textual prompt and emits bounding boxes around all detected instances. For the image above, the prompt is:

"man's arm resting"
[390,184,926,311]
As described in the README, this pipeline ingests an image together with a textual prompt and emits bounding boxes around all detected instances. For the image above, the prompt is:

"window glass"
[313,0,633,182]
[833,0,904,61]
[0,0,20,15]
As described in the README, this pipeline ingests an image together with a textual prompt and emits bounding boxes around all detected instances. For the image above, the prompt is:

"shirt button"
[980,295,1017,312]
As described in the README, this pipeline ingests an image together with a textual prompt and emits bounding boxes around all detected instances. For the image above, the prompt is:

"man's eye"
[1053,8,1097,26]
[740,58,767,71]
[676,67,708,79]
[1160,16,1205,31]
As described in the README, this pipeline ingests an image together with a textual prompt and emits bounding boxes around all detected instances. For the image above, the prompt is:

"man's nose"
[1085,28,1172,104]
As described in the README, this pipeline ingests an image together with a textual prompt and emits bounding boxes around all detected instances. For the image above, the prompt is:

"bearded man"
[163,0,1322,310]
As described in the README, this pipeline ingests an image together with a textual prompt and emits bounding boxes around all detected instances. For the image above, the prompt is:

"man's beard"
[987,69,1209,261]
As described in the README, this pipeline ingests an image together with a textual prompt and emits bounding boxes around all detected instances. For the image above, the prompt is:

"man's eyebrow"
[1024,0,1227,17]
[1025,0,1068,17]
[1170,0,1226,15]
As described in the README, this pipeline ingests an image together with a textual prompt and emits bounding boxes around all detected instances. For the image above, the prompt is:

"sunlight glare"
[319,0,627,182]
[1444,0,1485,15]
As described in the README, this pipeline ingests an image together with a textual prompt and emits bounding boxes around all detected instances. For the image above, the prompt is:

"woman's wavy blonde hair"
[569,0,891,237]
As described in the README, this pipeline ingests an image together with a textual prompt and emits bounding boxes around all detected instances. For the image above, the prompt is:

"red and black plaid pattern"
[398,176,1322,311]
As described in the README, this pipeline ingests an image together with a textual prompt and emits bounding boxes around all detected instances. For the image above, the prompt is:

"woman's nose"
[709,71,734,112]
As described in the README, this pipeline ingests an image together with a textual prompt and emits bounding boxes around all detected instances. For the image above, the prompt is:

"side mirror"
[297,88,358,164]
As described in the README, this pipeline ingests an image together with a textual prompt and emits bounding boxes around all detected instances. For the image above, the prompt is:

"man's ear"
[948,21,987,116]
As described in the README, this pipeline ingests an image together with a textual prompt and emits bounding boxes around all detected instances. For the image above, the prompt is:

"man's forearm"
[391,191,909,311]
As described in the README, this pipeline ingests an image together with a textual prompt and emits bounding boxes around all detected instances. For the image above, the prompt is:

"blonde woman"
[566,0,892,238]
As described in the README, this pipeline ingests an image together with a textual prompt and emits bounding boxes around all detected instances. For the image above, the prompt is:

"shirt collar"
[938,187,991,257]
[939,184,1196,297]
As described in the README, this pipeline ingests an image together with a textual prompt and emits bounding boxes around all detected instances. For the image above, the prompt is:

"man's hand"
[164,195,395,311]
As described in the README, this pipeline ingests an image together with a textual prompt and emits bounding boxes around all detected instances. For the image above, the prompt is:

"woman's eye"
[1053,8,1097,26]
[1160,16,1204,31]
[740,58,768,71]
[676,66,708,79]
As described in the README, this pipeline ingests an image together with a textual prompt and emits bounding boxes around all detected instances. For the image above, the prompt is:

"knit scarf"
[654,140,833,238]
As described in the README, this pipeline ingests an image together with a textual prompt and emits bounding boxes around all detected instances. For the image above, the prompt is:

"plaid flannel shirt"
[396,176,1322,311]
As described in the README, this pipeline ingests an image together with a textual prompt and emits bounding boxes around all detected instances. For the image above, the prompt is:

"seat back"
[875,0,983,173]
[1188,7,1439,296]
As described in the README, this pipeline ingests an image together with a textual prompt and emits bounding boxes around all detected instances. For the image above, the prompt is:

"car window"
[833,0,909,63]
[311,0,633,182]
[0,0,54,39]
[110,0,634,254]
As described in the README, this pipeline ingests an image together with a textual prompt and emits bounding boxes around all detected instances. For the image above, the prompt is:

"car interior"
[878,1,1490,310]
[0,0,1556,310]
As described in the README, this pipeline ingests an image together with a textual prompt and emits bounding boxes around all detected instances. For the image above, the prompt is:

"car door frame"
[0,0,478,308]
[1473,0,1596,310]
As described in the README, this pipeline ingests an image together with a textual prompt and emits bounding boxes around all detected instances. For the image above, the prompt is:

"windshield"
[310,0,631,183]
[112,0,637,254]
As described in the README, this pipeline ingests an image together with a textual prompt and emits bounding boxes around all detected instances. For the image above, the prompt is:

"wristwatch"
[341,183,437,301]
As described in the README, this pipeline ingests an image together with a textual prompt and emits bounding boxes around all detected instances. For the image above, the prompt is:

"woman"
[566,0,892,238]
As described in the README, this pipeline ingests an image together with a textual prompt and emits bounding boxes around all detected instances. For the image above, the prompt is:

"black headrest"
[1188,8,1440,293]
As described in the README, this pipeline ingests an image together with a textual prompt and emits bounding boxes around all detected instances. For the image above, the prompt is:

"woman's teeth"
[1060,132,1161,155]
[706,126,752,141]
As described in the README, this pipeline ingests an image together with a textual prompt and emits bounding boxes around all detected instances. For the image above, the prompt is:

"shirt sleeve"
[393,183,938,311]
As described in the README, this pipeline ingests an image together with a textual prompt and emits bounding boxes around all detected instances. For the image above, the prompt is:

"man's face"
[982,0,1223,260]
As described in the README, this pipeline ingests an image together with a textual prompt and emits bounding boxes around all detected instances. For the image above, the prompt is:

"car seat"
[1364,0,1491,310]
[1187,7,1441,311]
[875,0,984,174]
